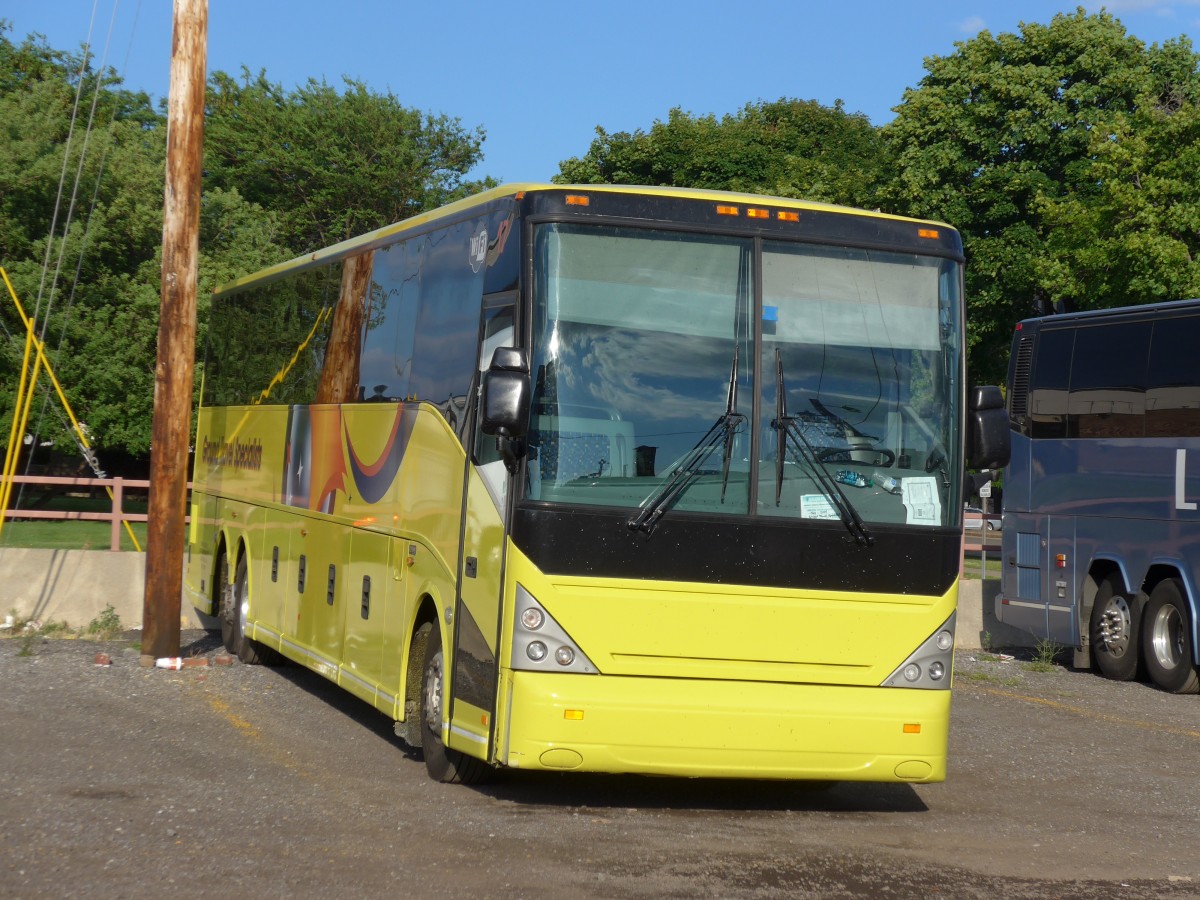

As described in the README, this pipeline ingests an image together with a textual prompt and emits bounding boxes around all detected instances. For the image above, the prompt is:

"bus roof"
[214,183,960,297]
[1016,298,1200,332]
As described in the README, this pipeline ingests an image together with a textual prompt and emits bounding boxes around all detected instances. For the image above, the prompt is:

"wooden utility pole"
[141,0,208,663]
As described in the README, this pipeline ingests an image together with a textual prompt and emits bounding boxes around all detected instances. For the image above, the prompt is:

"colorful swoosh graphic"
[345,406,418,505]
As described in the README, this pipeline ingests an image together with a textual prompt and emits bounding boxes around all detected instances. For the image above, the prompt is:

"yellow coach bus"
[185,184,1008,784]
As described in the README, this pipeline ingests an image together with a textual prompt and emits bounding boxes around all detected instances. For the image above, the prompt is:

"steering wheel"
[816,447,896,468]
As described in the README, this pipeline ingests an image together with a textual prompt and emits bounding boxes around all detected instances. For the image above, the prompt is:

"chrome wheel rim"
[1098,595,1132,657]
[424,649,444,733]
[1149,603,1185,671]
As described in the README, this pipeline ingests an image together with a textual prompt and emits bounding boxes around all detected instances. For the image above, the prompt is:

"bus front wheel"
[1089,576,1139,681]
[1142,579,1200,694]
[419,622,489,784]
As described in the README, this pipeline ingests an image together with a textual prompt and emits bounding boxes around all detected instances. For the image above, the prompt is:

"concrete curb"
[956,577,1037,650]
[0,548,215,630]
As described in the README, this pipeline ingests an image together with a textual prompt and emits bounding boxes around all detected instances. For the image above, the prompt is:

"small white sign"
[801,494,839,520]
[979,480,992,499]
[902,476,942,526]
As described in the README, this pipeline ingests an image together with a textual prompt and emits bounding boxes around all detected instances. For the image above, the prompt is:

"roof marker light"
[716,204,739,216]
[918,228,940,239]
[747,208,769,219]
[777,211,800,222]
[565,194,590,206]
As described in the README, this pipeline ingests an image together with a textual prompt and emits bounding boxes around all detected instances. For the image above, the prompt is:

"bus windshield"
[526,222,962,528]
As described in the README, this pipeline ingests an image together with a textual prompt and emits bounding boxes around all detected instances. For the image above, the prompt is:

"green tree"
[203,70,496,253]
[1,22,495,461]
[555,98,892,209]
[884,8,1200,383]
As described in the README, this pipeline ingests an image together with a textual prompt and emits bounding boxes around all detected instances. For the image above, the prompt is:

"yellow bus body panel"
[496,546,956,781]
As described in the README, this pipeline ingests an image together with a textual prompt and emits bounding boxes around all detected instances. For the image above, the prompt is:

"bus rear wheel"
[1142,579,1200,694]
[226,555,280,666]
[1089,575,1139,681]
[419,622,489,785]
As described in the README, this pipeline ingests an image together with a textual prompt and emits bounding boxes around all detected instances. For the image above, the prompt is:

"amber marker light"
[564,194,590,206]
[777,211,800,222]
[747,208,770,219]
[716,204,739,216]
[564,709,585,720]
[903,723,922,734]
[918,228,940,239]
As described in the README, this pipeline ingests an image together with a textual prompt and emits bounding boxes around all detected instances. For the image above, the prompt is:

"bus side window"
[1147,315,1200,437]
[1028,329,1074,440]
[1069,322,1150,439]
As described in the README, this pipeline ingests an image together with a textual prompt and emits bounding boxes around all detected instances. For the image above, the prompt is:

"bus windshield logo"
[469,228,488,273]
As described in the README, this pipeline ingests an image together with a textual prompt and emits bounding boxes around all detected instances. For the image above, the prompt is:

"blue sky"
[6,1,1200,184]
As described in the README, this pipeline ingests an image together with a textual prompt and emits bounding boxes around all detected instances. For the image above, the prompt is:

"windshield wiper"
[628,347,745,534]
[772,350,874,547]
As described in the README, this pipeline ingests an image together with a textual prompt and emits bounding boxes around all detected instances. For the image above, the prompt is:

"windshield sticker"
[801,494,839,520]
[902,476,941,526]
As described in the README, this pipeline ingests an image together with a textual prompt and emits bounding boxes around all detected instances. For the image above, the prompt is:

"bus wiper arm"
[628,348,745,534]
[772,350,874,547]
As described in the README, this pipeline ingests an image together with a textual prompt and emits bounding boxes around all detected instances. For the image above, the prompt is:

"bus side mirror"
[481,347,530,439]
[966,385,1011,470]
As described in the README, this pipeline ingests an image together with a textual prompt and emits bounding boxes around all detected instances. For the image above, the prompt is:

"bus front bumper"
[500,671,949,783]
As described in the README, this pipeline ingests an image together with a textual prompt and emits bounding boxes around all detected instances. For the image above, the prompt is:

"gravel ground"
[2,629,1199,899]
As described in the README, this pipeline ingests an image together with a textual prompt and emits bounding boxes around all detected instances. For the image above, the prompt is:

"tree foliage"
[0,22,493,460]
[884,8,1200,383]
[555,98,892,209]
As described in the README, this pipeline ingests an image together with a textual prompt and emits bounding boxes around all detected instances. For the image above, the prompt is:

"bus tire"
[218,552,240,657]
[230,555,281,666]
[1142,579,1200,694]
[419,622,490,785]
[1089,575,1139,681]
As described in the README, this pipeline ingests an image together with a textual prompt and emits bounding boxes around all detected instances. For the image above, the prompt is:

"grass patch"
[0,519,147,550]
[958,670,1022,687]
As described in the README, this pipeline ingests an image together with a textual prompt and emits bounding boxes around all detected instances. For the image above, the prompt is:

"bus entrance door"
[447,299,517,763]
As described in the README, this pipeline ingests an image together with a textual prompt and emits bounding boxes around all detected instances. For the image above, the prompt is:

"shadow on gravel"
[478,771,927,814]
[196,626,930,815]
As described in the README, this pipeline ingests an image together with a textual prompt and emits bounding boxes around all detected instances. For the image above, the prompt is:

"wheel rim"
[220,563,237,629]
[1149,603,1185,671]
[1097,595,1132,656]
[424,649,444,734]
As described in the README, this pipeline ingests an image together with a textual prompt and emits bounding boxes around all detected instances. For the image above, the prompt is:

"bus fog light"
[935,630,953,652]
[903,663,921,682]
[555,646,575,666]
[527,641,547,662]
[929,661,946,681]
[521,608,544,630]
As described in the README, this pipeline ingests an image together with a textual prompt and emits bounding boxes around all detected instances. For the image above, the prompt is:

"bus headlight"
[511,584,598,675]
[882,611,956,690]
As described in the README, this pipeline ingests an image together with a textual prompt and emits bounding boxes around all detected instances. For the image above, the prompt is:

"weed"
[86,604,122,640]
[1023,637,1062,673]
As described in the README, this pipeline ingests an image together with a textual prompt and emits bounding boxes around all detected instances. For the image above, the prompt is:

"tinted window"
[1068,322,1149,439]
[1147,315,1200,437]
[1028,328,1073,439]
[205,264,341,407]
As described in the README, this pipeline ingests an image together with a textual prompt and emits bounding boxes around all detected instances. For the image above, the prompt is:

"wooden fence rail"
[0,474,183,552]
